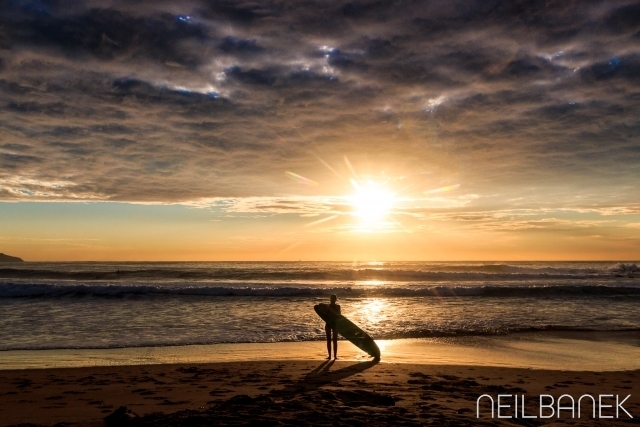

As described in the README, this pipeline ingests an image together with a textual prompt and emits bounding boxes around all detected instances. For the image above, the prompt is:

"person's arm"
[327,304,341,316]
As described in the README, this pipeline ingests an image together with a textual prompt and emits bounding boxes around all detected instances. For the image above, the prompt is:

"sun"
[349,179,396,226]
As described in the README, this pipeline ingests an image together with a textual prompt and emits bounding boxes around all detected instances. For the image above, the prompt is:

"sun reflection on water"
[360,298,386,324]
[375,339,389,353]
[360,279,384,286]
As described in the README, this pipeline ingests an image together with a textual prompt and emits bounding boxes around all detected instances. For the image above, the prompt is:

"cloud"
[462,218,616,232]
[412,206,640,233]
[181,194,640,235]
[0,0,638,217]
[204,195,350,215]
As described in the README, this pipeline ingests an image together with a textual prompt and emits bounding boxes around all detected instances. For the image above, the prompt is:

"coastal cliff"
[0,253,24,262]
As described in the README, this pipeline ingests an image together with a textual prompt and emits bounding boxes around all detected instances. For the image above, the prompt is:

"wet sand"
[1,333,639,426]
[3,331,640,371]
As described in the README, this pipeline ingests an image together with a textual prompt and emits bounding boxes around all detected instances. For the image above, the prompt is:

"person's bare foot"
[326,356,331,360]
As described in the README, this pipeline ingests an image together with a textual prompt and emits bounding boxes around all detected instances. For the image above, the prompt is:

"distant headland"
[0,253,24,262]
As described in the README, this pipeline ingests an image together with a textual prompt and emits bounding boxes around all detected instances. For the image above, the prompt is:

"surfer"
[325,294,341,359]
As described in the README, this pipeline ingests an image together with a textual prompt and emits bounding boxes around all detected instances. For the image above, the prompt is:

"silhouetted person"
[325,294,341,359]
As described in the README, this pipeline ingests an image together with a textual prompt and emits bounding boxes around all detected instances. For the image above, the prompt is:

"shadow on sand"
[272,359,379,397]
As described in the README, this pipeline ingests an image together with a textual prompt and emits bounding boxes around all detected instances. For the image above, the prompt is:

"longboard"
[314,303,381,360]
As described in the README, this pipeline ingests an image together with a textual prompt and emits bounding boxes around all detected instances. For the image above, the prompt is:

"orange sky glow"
[1,1,640,261]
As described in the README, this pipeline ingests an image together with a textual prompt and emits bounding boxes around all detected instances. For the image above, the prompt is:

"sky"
[1,0,640,261]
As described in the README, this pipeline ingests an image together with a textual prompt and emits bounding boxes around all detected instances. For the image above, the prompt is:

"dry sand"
[1,360,638,426]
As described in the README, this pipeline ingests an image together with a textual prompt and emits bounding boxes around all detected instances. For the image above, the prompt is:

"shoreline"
[2,331,640,371]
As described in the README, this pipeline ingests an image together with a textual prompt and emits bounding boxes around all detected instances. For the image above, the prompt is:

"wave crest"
[1,282,638,298]
[1,263,639,282]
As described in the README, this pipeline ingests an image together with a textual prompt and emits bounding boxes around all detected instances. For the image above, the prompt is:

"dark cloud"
[1,152,42,169]
[224,66,279,86]
[602,2,640,33]
[3,5,209,66]
[0,0,638,208]
[219,36,265,54]
[581,55,640,82]
[198,1,282,25]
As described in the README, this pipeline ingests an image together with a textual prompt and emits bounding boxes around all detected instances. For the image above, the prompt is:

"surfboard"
[314,303,381,360]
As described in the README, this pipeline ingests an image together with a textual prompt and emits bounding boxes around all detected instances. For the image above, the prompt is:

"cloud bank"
[1,0,639,214]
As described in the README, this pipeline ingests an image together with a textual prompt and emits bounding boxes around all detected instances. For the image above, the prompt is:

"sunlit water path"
[1,261,638,352]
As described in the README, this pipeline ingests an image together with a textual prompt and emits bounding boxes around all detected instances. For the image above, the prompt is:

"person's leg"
[325,324,332,358]
[332,329,338,359]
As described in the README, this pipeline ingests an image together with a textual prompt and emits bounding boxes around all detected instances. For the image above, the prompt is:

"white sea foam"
[0,262,638,351]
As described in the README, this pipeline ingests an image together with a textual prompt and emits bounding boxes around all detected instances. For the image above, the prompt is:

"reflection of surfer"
[325,294,341,359]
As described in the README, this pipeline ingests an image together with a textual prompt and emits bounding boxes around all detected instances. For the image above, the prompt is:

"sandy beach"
[1,361,638,426]
[1,334,639,426]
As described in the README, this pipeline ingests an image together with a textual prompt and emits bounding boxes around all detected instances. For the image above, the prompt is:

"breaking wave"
[0,262,638,282]
[1,281,639,299]
[3,325,639,351]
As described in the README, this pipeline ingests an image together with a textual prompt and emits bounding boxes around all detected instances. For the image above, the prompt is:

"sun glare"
[349,179,396,227]
[361,298,387,324]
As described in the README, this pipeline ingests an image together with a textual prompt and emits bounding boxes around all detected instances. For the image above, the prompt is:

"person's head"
[330,294,337,304]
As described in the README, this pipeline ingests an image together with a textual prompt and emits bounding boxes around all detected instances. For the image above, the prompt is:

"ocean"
[1,261,639,352]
